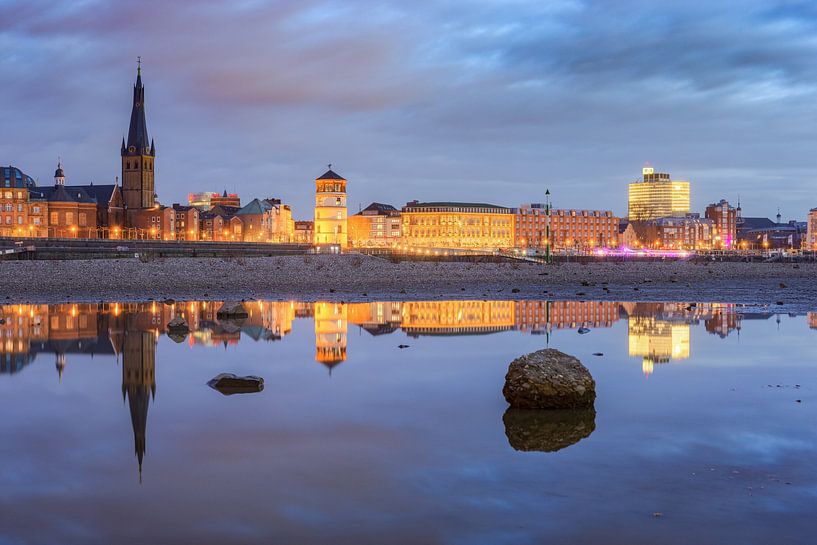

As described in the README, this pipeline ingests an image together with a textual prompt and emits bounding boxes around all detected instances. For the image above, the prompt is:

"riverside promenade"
[0,237,312,260]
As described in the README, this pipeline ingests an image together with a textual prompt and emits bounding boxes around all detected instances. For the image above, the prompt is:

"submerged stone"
[503,407,596,452]
[207,373,264,395]
[503,348,595,409]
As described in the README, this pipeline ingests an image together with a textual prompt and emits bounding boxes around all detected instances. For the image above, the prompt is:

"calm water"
[1,300,816,545]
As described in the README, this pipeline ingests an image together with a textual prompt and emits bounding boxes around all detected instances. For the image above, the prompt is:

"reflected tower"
[314,302,347,372]
[121,326,157,480]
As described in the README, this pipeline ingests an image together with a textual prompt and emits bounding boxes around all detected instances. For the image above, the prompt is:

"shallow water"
[1,300,815,545]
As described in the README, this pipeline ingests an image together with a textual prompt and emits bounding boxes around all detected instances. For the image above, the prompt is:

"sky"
[1,0,816,220]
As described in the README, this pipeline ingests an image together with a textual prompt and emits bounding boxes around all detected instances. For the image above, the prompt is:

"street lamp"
[545,189,551,264]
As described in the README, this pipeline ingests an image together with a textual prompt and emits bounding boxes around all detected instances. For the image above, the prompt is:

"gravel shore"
[2,255,816,311]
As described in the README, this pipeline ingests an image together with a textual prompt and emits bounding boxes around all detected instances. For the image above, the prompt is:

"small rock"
[776,301,784,306]
[578,327,590,334]
[163,298,176,305]
[511,288,520,293]
[207,373,264,395]
[796,399,802,403]
[592,352,603,356]
[217,301,248,319]
[398,344,410,349]
[167,315,189,332]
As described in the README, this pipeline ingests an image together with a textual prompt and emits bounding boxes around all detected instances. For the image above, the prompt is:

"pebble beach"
[2,254,816,310]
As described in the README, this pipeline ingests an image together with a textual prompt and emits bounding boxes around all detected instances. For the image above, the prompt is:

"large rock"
[503,348,595,409]
[207,373,264,395]
[503,408,596,452]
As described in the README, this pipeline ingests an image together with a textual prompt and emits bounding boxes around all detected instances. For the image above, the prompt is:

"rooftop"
[235,198,272,216]
[403,201,511,211]
[3,166,37,189]
[316,169,345,181]
[356,202,399,216]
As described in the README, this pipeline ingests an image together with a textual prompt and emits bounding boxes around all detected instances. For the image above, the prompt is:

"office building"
[628,166,690,220]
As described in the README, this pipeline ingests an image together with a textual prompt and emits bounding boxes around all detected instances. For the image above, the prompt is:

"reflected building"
[514,301,620,333]
[400,301,515,337]
[704,304,741,338]
[809,312,817,330]
[314,302,347,370]
[1,304,49,374]
[628,315,690,376]
[347,302,403,336]
[1,303,113,377]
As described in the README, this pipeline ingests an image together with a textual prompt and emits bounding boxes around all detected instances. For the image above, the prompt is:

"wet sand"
[2,255,816,311]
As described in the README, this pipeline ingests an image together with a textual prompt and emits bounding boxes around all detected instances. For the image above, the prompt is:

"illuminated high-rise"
[628,166,690,220]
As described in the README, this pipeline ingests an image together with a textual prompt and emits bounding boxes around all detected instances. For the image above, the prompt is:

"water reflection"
[0,299,784,476]
[0,300,780,379]
[503,408,596,452]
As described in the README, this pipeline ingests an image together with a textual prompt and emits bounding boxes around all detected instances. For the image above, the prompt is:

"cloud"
[1,0,816,217]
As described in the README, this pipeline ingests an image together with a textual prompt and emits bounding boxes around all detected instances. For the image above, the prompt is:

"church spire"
[124,59,151,156]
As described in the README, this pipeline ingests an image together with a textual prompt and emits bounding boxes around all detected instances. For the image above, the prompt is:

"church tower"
[121,60,156,210]
[313,166,348,248]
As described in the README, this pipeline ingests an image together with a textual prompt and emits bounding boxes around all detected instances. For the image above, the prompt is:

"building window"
[50,212,58,225]
[65,212,73,224]
[79,213,87,226]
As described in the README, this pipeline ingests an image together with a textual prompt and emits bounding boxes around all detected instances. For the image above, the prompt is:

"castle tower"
[314,167,348,248]
[121,60,156,210]
[121,326,157,480]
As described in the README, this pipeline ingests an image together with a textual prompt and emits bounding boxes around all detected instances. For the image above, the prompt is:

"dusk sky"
[2,0,816,220]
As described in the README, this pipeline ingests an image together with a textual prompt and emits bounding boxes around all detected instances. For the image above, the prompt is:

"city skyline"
[3,1,816,220]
